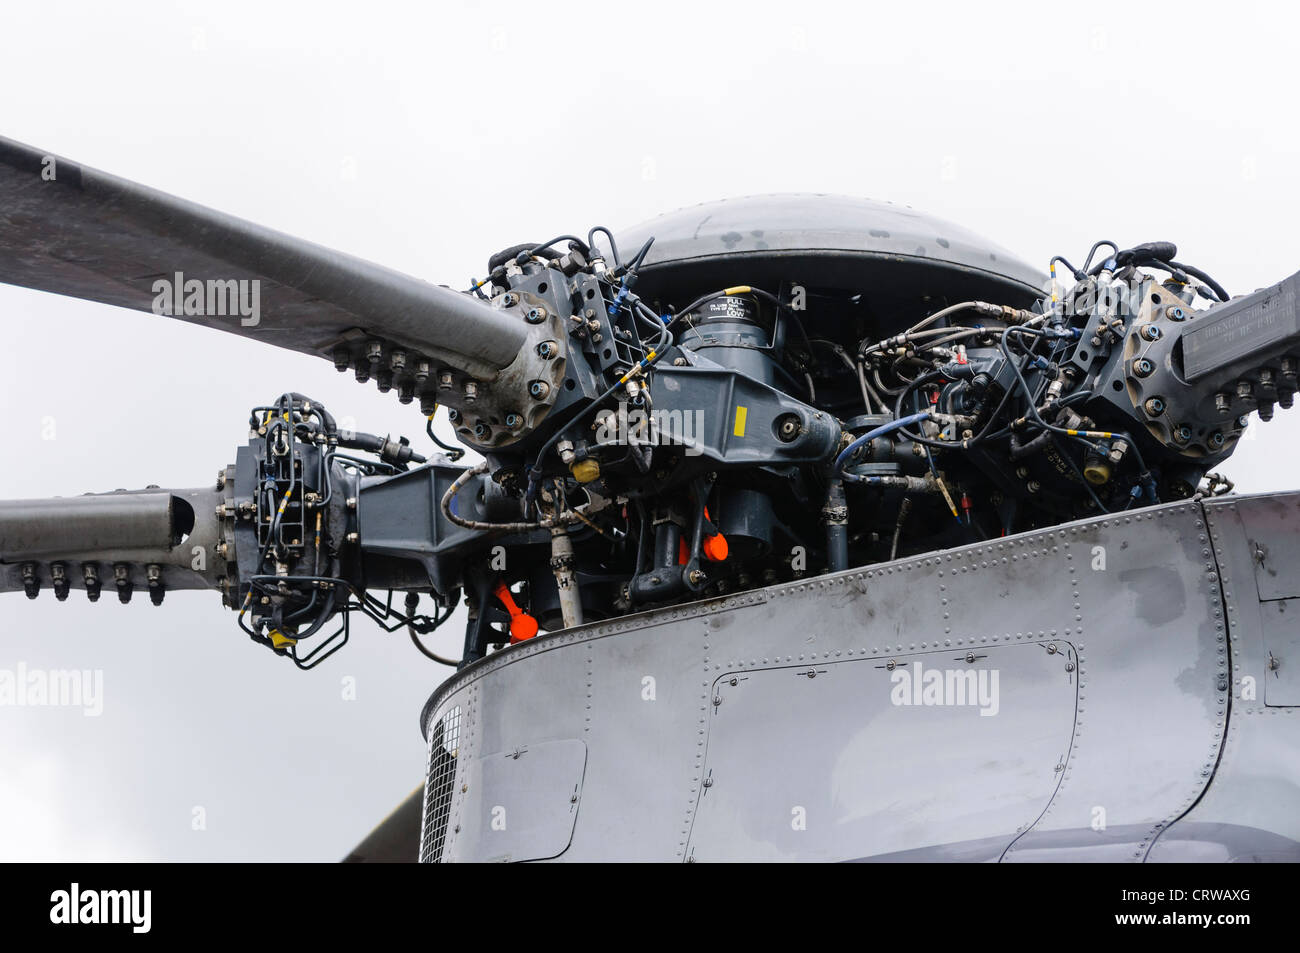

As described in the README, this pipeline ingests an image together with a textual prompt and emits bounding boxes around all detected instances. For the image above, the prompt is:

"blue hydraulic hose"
[833,412,932,481]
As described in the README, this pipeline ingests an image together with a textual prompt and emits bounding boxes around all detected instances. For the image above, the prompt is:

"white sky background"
[0,0,1297,860]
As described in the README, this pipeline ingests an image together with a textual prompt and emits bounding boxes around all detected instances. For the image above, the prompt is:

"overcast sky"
[1,1,1297,861]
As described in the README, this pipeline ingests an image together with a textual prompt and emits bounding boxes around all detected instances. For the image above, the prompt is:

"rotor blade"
[0,137,526,383]
[342,785,423,863]
[0,485,225,602]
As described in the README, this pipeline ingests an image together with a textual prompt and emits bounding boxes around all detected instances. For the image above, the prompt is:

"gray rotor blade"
[0,136,525,382]
[342,785,424,863]
[0,486,226,602]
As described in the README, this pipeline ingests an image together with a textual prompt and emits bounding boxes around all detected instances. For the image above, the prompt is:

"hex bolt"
[474,422,492,440]
[389,349,407,372]
[500,293,518,308]
[413,360,431,384]
[20,562,39,600]
[1237,415,1250,429]
[50,562,69,601]
[365,340,384,364]
[1140,324,1162,341]
[437,370,454,391]
[1144,396,1166,417]
[1236,380,1253,400]
[463,381,479,403]
[525,306,548,324]
[447,408,461,424]
[113,563,133,604]
[1214,393,1232,416]
[332,346,351,371]
[83,564,101,602]
[505,413,524,430]
[1173,424,1192,444]
[1209,431,1226,449]
[536,341,558,359]
[1168,306,1187,321]
[1132,357,1155,378]
[147,564,165,606]
[529,380,551,400]
[688,569,706,585]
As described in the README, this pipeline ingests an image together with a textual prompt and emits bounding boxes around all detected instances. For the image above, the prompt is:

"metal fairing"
[419,492,1300,862]
[617,194,1047,306]
[1146,495,1300,861]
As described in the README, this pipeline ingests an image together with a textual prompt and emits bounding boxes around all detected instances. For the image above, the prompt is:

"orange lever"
[702,506,728,562]
[676,508,729,565]
[494,581,539,643]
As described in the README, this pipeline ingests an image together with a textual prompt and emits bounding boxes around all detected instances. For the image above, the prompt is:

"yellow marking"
[1066,429,1114,438]
[733,405,748,438]
[935,474,960,519]
[722,285,752,296]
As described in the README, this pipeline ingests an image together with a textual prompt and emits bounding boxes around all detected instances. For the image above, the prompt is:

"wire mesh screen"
[418,704,461,863]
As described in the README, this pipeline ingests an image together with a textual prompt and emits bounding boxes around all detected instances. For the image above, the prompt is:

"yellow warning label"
[733,405,748,437]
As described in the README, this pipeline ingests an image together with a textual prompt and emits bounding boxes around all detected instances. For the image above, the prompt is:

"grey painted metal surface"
[617,193,1047,303]
[0,485,225,598]
[1145,495,1300,861]
[0,136,527,382]
[419,492,1300,862]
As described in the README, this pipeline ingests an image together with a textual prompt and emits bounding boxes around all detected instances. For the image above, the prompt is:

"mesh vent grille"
[419,704,461,863]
